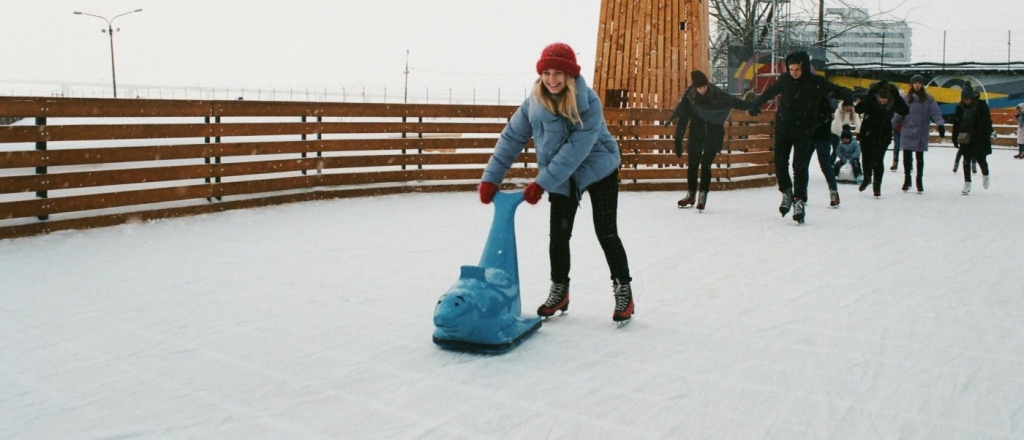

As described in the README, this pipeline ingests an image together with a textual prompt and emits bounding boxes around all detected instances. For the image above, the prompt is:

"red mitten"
[478,182,499,204]
[523,181,544,205]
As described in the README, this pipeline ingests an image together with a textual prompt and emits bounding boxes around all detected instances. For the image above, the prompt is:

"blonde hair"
[532,76,583,127]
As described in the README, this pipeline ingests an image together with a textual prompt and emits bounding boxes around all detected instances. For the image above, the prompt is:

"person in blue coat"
[478,42,634,324]
[833,125,863,181]
[891,75,945,193]
[811,95,841,207]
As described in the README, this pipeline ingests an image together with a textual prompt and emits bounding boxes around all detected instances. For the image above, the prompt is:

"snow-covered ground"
[2,146,1023,439]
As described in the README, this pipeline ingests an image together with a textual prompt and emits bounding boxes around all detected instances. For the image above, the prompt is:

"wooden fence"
[0,97,776,240]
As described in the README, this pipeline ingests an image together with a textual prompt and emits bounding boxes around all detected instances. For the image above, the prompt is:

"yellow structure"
[593,0,709,109]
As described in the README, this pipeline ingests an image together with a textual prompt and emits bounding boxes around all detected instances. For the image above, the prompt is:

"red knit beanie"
[536,43,581,77]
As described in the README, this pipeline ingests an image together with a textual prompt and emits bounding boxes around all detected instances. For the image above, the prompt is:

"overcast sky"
[2,0,1020,94]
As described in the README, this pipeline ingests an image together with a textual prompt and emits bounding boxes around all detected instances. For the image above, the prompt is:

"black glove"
[663,119,672,126]
[938,124,945,138]
[748,104,761,116]
[673,138,684,158]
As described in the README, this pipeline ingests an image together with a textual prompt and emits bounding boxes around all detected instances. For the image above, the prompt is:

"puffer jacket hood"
[785,51,813,81]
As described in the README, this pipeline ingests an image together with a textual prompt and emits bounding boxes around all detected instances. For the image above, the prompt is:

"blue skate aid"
[432,190,542,354]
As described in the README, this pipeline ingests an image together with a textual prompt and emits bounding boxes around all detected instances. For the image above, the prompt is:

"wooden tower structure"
[593,0,709,109]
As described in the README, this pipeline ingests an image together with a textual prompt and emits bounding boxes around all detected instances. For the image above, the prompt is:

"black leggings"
[687,144,719,193]
[962,154,990,181]
[861,140,888,186]
[903,150,924,178]
[549,170,631,285]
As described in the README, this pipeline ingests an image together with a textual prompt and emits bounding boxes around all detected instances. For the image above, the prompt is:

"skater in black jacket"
[666,70,749,211]
[951,83,994,195]
[748,51,855,224]
[854,81,909,197]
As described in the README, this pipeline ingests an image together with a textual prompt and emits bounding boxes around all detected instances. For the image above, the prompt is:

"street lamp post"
[73,9,143,98]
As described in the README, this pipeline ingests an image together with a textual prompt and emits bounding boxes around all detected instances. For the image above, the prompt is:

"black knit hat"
[840,124,853,141]
[691,70,709,87]
[961,82,978,100]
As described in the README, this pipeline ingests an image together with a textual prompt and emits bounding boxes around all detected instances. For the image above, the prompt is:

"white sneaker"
[983,175,990,189]
[962,182,972,195]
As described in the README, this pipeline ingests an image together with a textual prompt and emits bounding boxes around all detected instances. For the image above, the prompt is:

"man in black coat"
[854,81,910,197]
[748,51,855,224]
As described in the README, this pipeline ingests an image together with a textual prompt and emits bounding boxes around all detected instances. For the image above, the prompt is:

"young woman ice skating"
[891,74,945,193]
[478,42,634,324]
[951,83,994,195]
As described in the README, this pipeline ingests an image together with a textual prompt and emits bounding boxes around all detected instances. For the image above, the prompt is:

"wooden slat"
[618,150,771,167]
[724,164,775,179]
[0,121,508,144]
[1,185,214,219]
[0,152,526,194]
[0,138,507,169]
[0,97,519,119]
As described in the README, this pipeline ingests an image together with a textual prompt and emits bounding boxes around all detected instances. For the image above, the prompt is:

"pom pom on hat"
[536,43,581,77]
[840,124,853,140]
[690,70,709,87]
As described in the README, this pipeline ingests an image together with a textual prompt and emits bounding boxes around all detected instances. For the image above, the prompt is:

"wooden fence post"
[35,117,48,221]
[214,116,222,201]
[301,116,308,176]
[316,116,323,175]
[204,116,213,202]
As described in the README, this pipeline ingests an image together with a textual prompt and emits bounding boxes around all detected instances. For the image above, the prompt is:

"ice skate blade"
[615,318,632,328]
[541,311,568,321]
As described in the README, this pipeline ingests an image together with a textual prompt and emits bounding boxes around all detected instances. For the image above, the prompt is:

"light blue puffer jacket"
[481,76,620,198]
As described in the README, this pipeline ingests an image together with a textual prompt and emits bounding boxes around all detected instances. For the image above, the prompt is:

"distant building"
[788,7,912,65]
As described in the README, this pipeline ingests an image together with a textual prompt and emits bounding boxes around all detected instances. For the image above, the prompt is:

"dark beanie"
[536,43,581,77]
[690,70,709,87]
[961,82,977,100]
[910,74,924,84]
[877,87,891,100]
[841,124,853,141]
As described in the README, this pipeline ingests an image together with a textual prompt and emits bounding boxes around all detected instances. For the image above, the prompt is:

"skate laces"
[829,190,839,201]
[697,192,707,205]
[613,282,632,311]
[781,192,793,208]
[544,283,568,307]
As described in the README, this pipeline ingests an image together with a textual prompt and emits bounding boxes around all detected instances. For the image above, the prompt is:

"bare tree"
[709,0,912,76]
[708,0,773,83]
